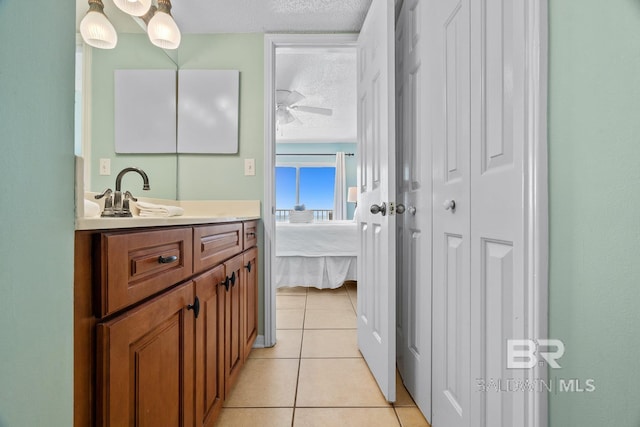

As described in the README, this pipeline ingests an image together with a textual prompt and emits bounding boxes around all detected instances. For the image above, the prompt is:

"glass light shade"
[147,10,181,50]
[113,0,152,17]
[80,10,117,49]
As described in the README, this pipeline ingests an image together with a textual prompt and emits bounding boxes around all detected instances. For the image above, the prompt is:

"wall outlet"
[99,158,111,176]
[244,158,256,176]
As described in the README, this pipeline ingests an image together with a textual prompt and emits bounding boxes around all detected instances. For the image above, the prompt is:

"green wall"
[176,33,264,202]
[91,34,178,199]
[0,2,75,426]
[548,0,640,425]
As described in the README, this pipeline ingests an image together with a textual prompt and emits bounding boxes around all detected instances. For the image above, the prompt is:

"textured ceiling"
[172,0,372,33]
[77,0,373,34]
[276,48,357,143]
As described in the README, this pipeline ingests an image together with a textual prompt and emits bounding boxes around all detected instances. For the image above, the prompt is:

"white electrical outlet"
[99,158,111,176]
[244,158,256,176]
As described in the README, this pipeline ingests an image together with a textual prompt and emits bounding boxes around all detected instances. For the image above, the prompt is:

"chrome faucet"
[95,167,150,217]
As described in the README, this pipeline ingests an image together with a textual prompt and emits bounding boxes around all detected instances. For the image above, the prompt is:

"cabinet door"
[194,265,225,427]
[96,282,195,427]
[223,254,244,392]
[242,247,258,360]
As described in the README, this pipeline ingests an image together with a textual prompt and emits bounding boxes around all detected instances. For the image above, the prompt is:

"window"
[276,166,335,210]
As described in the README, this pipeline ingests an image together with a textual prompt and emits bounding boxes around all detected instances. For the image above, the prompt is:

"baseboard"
[252,335,266,348]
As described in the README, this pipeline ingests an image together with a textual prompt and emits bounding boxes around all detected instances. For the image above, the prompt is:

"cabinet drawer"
[97,228,193,317]
[193,223,243,273]
[243,221,258,249]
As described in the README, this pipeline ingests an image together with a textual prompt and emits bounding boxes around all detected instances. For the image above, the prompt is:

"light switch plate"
[244,158,256,176]
[99,158,111,176]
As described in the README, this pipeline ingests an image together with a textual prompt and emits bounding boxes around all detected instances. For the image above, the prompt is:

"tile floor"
[213,282,431,427]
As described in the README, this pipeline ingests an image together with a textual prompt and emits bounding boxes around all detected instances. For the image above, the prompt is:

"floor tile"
[214,408,293,427]
[223,358,299,407]
[277,286,308,295]
[301,329,361,358]
[347,292,357,311]
[277,295,307,309]
[395,407,431,427]
[305,293,354,310]
[249,329,303,359]
[293,408,400,427]
[307,286,347,295]
[304,308,356,329]
[394,370,417,407]
[296,358,390,407]
[276,309,305,329]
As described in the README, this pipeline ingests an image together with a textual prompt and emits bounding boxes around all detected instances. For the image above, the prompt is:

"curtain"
[333,152,346,220]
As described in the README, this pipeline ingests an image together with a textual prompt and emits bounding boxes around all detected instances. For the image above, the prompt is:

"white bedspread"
[275,221,358,289]
[275,221,357,257]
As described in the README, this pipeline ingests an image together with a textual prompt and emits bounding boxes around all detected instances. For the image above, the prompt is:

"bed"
[275,220,358,289]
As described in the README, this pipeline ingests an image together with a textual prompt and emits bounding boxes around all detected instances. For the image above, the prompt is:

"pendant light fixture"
[80,0,118,50]
[113,0,152,17]
[146,0,181,50]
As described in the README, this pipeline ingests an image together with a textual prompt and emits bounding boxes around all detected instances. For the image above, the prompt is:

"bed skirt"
[275,256,357,289]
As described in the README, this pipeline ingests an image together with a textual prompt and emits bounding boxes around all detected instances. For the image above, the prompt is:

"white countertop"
[76,197,261,230]
[76,215,261,231]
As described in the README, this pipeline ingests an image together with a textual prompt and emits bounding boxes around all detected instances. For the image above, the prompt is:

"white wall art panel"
[177,70,239,154]
[114,69,177,154]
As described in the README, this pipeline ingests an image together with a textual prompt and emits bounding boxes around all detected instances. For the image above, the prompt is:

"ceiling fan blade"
[291,105,333,116]
[276,107,296,124]
[285,90,306,106]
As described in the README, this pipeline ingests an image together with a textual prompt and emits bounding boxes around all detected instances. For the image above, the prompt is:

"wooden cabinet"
[97,227,193,317]
[74,220,259,427]
[96,281,196,427]
[193,223,243,273]
[242,247,258,360]
[223,254,244,392]
[243,220,258,249]
[194,265,225,427]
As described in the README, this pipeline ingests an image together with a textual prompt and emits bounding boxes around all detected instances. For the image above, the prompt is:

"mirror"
[76,1,179,200]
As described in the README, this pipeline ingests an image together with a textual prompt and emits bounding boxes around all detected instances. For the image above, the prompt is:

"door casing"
[263,33,359,347]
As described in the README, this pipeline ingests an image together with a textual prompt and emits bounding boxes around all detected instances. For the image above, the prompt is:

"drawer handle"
[246,232,256,238]
[187,296,200,319]
[230,271,236,287]
[244,261,252,272]
[158,255,178,264]
[221,277,230,292]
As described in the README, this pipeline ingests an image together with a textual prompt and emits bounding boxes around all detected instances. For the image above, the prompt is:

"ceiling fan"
[275,89,333,125]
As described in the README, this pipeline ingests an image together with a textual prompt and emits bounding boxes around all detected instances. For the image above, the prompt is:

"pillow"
[293,204,306,211]
[289,210,314,223]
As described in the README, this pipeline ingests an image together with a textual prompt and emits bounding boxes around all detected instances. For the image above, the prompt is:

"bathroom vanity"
[74,216,260,427]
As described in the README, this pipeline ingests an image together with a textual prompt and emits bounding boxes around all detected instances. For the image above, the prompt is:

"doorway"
[263,34,359,347]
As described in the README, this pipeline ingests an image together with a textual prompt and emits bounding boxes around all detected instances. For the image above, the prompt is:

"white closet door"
[395,0,432,421]
[430,0,530,426]
[430,0,472,425]
[469,0,528,425]
[356,0,397,402]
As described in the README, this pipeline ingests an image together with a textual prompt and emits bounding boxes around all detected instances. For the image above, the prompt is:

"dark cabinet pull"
[230,271,236,287]
[158,255,178,264]
[246,232,256,238]
[220,277,230,292]
[244,261,252,272]
[187,297,200,319]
